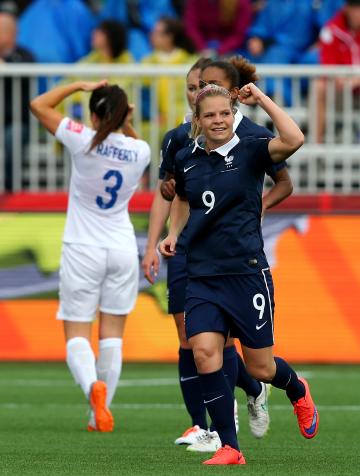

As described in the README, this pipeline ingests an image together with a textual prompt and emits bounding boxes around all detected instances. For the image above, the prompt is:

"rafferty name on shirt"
[96,143,138,162]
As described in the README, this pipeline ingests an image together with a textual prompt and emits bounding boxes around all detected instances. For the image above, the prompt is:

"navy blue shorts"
[167,252,187,314]
[184,269,275,349]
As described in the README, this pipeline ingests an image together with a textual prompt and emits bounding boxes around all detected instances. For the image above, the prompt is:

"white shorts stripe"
[261,267,274,344]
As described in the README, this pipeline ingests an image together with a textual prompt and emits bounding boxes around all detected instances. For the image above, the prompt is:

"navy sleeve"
[265,160,287,179]
[254,124,274,140]
[174,151,187,198]
[159,123,192,180]
[159,129,175,179]
[247,137,275,173]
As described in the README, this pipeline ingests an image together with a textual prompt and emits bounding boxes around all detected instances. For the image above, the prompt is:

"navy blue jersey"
[159,123,193,252]
[159,115,286,180]
[174,134,273,277]
[159,122,192,179]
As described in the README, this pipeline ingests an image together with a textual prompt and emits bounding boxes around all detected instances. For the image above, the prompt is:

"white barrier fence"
[1,64,360,193]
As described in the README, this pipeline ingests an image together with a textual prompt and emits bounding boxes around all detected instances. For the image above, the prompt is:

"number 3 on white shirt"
[96,170,123,209]
[202,190,215,214]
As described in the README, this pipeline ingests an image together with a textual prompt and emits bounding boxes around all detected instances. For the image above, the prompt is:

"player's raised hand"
[159,235,177,257]
[142,248,160,284]
[238,82,265,105]
[80,79,108,92]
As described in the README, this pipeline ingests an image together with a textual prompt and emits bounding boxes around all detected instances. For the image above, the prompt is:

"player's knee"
[246,362,275,382]
[192,345,220,373]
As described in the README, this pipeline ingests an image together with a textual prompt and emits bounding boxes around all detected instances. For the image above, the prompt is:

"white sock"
[96,338,123,407]
[66,337,97,398]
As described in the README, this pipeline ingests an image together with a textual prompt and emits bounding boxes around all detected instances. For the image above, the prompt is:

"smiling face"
[196,95,234,149]
[186,68,201,112]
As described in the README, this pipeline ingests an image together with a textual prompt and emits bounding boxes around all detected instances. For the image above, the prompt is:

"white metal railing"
[1,64,360,193]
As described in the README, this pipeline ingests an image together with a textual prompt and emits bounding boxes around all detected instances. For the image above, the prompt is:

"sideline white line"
[0,378,179,387]
[0,403,358,411]
[1,370,359,388]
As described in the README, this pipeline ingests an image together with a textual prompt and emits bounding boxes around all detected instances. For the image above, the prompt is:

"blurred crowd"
[1,0,360,191]
[0,0,357,66]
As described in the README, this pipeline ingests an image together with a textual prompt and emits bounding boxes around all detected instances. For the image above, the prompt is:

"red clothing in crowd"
[184,0,252,55]
[320,10,360,64]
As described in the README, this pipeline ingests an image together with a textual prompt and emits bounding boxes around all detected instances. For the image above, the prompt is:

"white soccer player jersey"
[56,117,150,252]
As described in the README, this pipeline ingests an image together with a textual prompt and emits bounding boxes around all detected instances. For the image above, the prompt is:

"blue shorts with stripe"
[167,252,187,314]
[184,269,275,349]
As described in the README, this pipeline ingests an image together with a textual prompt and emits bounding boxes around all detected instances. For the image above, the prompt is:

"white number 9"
[202,190,215,214]
[253,293,265,320]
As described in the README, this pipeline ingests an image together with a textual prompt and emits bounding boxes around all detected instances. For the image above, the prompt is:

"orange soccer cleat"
[292,377,319,439]
[203,445,246,465]
[89,380,114,432]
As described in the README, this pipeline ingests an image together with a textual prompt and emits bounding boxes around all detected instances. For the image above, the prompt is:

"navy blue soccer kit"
[159,123,190,314]
[160,115,285,316]
[174,133,276,349]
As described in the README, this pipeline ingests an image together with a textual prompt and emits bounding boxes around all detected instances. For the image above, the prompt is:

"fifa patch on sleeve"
[66,119,84,133]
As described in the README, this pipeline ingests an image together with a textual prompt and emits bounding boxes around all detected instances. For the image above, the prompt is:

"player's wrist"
[145,244,158,252]
[256,92,269,106]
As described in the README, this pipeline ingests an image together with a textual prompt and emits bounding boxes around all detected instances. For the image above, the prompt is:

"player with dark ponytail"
[31,80,150,432]
[89,85,130,150]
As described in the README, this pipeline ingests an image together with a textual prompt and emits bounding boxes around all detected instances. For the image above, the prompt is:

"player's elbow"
[29,98,41,117]
[290,131,305,152]
[284,180,293,198]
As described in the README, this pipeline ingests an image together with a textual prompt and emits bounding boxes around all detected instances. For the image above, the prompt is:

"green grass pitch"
[0,362,359,475]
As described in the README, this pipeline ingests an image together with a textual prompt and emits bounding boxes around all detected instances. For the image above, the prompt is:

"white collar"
[192,135,206,152]
[192,133,240,155]
[233,106,243,131]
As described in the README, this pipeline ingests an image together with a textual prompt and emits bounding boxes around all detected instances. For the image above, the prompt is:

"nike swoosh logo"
[184,164,197,173]
[256,321,268,330]
[204,394,224,404]
[180,375,198,382]
[304,408,318,436]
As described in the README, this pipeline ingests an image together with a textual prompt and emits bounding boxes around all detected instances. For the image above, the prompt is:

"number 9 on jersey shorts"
[57,243,139,322]
[184,269,275,349]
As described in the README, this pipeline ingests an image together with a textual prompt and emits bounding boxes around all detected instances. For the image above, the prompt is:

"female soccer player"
[159,84,319,465]
[30,80,150,432]
[142,57,293,451]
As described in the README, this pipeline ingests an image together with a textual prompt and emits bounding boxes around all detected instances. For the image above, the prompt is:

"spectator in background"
[315,0,360,142]
[245,0,343,105]
[184,0,252,57]
[100,0,176,61]
[18,0,95,62]
[247,0,315,64]
[64,20,134,123]
[141,17,197,125]
[0,9,34,192]
[80,20,134,65]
